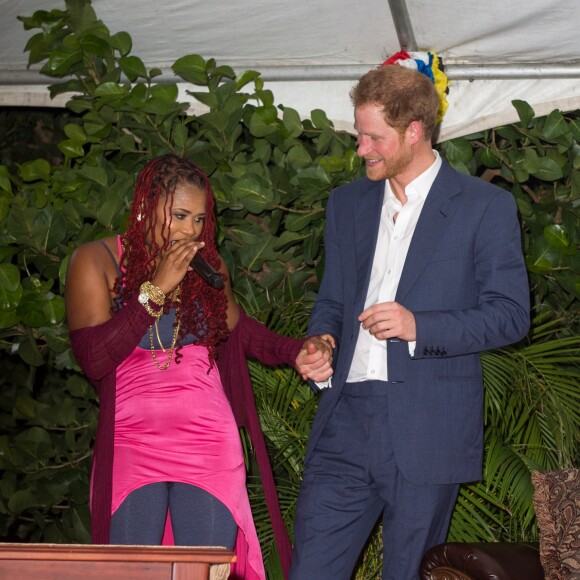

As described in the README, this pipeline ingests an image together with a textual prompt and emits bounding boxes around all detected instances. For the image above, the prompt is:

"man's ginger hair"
[350,65,439,139]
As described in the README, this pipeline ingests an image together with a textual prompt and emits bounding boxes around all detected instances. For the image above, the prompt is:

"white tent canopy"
[1,0,579,142]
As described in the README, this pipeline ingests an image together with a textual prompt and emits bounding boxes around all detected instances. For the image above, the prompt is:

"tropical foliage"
[0,1,578,578]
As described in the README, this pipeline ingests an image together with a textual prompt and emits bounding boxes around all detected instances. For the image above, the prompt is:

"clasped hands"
[294,301,416,383]
[295,334,335,382]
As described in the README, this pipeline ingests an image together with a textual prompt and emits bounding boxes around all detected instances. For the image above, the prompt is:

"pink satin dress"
[111,325,265,579]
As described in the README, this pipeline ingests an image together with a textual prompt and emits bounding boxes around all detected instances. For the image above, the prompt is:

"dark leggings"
[110,482,238,547]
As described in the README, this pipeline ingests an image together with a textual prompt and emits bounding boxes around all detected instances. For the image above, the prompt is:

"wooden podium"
[0,543,235,580]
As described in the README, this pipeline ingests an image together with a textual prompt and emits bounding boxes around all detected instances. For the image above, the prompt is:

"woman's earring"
[137,213,143,222]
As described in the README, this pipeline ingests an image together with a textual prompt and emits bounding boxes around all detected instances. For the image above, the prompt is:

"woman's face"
[150,181,207,247]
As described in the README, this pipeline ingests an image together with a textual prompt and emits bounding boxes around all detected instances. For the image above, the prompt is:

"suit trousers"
[290,381,459,580]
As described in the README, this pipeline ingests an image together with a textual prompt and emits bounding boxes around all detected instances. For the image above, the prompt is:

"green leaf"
[96,191,126,228]
[35,208,68,250]
[249,106,279,137]
[186,90,217,108]
[236,70,261,90]
[148,83,178,105]
[522,148,539,173]
[40,49,83,77]
[291,166,331,191]
[525,239,560,273]
[311,109,331,129]
[19,159,51,182]
[284,212,319,232]
[109,31,132,56]
[0,285,22,312]
[512,100,535,125]
[0,309,19,327]
[8,489,39,515]
[17,337,45,367]
[66,96,94,114]
[172,123,187,149]
[544,225,574,254]
[233,177,273,213]
[442,138,473,164]
[0,264,20,292]
[78,165,109,188]
[64,123,86,142]
[94,82,127,97]
[79,34,111,58]
[542,110,570,140]
[119,55,147,81]
[199,110,229,132]
[43,295,65,324]
[172,54,208,85]
[282,107,303,138]
[530,157,563,181]
[13,426,53,459]
[58,139,85,159]
[287,144,312,170]
[0,166,12,193]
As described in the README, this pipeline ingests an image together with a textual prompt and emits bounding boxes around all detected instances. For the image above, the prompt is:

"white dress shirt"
[344,151,442,383]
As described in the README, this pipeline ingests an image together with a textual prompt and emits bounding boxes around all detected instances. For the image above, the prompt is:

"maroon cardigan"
[69,297,303,578]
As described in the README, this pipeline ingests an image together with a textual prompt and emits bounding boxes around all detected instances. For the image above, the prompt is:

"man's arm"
[307,193,345,343]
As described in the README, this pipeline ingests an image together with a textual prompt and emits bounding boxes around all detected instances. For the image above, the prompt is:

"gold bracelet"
[138,281,165,306]
[140,300,163,319]
[138,281,165,318]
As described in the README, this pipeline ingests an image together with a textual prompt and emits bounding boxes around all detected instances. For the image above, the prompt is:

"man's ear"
[406,120,424,144]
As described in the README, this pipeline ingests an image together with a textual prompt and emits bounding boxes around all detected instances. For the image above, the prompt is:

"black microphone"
[191,252,224,289]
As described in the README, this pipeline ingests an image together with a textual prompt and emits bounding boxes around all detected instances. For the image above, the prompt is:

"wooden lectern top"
[0,542,236,580]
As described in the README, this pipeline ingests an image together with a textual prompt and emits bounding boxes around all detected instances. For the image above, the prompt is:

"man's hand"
[295,334,335,382]
[358,301,416,341]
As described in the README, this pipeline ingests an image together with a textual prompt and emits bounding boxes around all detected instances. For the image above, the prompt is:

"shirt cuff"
[315,376,333,390]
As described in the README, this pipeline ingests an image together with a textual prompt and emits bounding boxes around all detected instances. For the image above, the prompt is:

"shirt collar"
[384,150,442,207]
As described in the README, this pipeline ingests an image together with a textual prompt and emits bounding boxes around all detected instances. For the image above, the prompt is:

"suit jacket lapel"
[354,180,384,310]
[396,162,460,302]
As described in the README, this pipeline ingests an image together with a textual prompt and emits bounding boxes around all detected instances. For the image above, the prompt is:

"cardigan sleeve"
[234,310,305,366]
[68,295,155,383]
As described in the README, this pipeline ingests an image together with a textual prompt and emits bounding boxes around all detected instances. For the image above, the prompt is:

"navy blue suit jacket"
[306,160,530,485]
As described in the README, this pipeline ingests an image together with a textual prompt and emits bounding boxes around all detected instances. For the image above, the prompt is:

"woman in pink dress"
[65,154,334,579]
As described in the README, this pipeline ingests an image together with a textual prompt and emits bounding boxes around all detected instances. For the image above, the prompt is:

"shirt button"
[387,269,392,275]
[370,369,375,375]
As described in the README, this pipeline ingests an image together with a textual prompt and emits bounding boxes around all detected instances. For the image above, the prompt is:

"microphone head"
[207,273,224,289]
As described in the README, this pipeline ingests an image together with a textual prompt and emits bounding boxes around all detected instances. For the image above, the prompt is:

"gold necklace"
[149,315,180,370]
[148,286,181,370]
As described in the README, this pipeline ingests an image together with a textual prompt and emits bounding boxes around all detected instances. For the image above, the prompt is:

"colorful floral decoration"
[382,51,449,124]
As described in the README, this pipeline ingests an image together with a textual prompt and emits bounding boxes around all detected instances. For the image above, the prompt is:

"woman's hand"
[151,239,204,295]
[295,334,335,382]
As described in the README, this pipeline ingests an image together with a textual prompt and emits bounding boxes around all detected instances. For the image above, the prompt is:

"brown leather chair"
[419,541,544,580]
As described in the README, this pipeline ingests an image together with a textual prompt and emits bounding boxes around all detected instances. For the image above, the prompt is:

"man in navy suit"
[290,64,530,579]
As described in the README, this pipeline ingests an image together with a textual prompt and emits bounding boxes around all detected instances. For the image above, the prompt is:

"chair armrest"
[419,542,543,580]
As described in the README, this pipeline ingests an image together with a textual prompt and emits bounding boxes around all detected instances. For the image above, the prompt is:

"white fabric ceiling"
[1,0,579,141]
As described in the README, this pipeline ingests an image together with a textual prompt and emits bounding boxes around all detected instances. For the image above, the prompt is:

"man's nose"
[357,138,370,157]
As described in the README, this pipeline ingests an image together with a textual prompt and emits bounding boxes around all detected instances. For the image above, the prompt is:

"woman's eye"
[195,216,206,223]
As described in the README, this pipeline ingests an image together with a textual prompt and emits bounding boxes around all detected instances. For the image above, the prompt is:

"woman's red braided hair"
[115,154,229,362]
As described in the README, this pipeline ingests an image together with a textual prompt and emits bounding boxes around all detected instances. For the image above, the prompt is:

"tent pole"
[387,0,418,52]
[1,63,580,86]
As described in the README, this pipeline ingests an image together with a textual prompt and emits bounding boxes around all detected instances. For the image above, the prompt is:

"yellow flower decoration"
[382,50,449,124]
